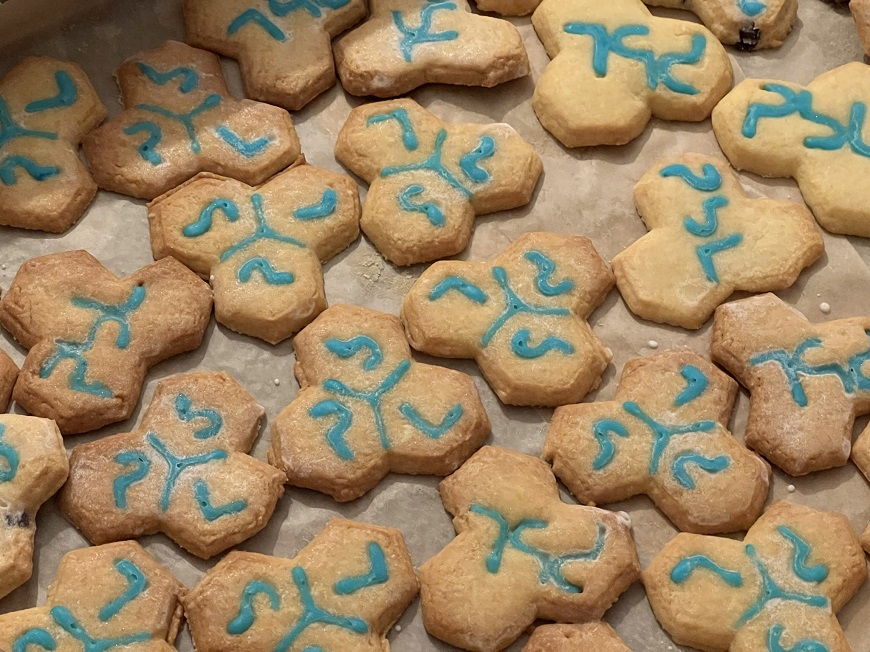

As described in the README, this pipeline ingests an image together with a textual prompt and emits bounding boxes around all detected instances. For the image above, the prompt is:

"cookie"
[183,518,419,651]
[853,0,870,57]
[60,371,284,559]
[524,623,630,652]
[711,293,870,476]
[0,540,185,651]
[420,446,641,651]
[846,426,870,552]
[0,348,18,412]
[334,0,530,98]
[531,0,733,147]
[83,40,302,200]
[148,163,361,344]
[0,57,107,232]
[401,232,614,407]
[184,0,366,111]
[612,153,824,330]
[545,350,771,534]
[712,63,870,237]
[335,98,543,266]
[0,250,212,435]
[0,414,68,600]
[473,0,541,15]
[644,500,867,651]
[270,304,490,502]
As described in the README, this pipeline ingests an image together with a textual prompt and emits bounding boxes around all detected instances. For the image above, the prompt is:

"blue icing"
[216,125,271,157]
[294,189,337,221]
[113,451,151,509]
[99,559,148,622]
[511,329,574,359]
[0,95,58,149]
[309,400,354,460]
[325,336,383,371]
[392,1,459,63]
[524,251,574,297]
[12,629,56,652]
[685,195,730,238]
[48,605,151,651]
[671,452,730,489]
[624,401,716,475]
[768,624,829,652]
[135,93,221,156]
[777,525,828,583]
[136,63,199,94]
[459,136,495,183]
[334,542,389,595]
[660,162,722,192]
[25,70,77,113]
[0,423,19,483]
[227,580,281,634]
[696,233,743,284]
[429,276,487,304]
[238,257,295,285]
[398,184,444,228]
[269,0,351,18]
[399,402,463,439]
[0,156,60,185]
[123,122,162,165]
[146,433,228,512]
[227,9,287,41]
[738,0,767,17]
[592,419,629,470]
[219,194,306,262]
[367,108,419,151]
[183,198,240,237]
[674,364,709,407]
[670,555,743,586]
[381,129,472,197]
[175,393,223,440]
[194,480,247,521]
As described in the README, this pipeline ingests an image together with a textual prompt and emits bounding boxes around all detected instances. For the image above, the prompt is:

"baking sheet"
[1,1,870,649]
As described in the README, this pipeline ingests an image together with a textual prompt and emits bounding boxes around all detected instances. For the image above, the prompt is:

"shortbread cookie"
[644,500,867,652]
[852,0,870,57]
[545,350,770,534]
[531,0,733,148]
[421,446,641,651]
[84,40,301,200]
[61,371,284,559]
[0,415,68,600]
[0,57,106,232]
[524,623,630,652]
[0,540,185,651]
[184,518,419,651]
[711,294,870,476]
[0,250,212,435]
[713,63,870,237]
[184,0,366,110]
[335,98,542,265]
[270,304,490,502]
[473,0,541,15]
[402,232,614,407]
[0,348,18,412]
[847,426,870,552]
[613,153,823,329]
[149,164,360,344]
[334,0,530,98]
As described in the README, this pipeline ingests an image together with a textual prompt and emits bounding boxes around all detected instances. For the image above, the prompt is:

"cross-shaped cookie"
[334,0,530,98]
[184,0,366,110]
[183,518,419,651]
[0,57,106,232]
[401,232,614,407]
[0,348,18,412]
[60,371,285,559]
[0,540,185,651]
[83,40,302,200]
[711,293,870,476]
[644,500,867,651]
[531,0,733,147]
[149,164,360,344]
[0,414,68,600]
[335,98,542,266]
[421,446,641,651]
[613,153,823,329]
[545,350,771,534]
[270,304,490,502]
[0,249,212,435]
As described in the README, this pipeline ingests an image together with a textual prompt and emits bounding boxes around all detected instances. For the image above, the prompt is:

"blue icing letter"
[674,364,709,407]
[99,559,149,622]
[739,0,767,17]
[194,480,247,522]
[777,525,828,583]
[524,251,574,297]
[399,402,463,439]
[227,9,286,41]
[380,128,472,197]
[49,605,150,649]
[238,257,295,285]
[183,198,240,237]
[113,451,151,509]
[0,156,59,185]
[511,329,574,359]
[696,233,743,284]
[12,629,56,652]
[429,276,487,303]
[392,2,459,63]
[0,423,19,483]
[175,393,223,440]
[334,542,390,595]
[310,400,354,460]
[592,419,629,470]
[459,135,496,184]
[146,433,228,512]
[325,336,383,371]
[671,453,730,489]
[136,63,199,94]
[684,195,729,238]
[294,188,337,221]
[767,624,829,652]
[367,108,419,151]
[670,555,743,586]
[398,184,444,227]
[25,70,77,113]
[660,162,723,192]
[216,125,271,157]
[123,121,163,165]
[228,580,281,635]
[136,94,222,155]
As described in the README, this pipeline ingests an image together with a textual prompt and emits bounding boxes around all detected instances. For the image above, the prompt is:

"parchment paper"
[1,1,869,649]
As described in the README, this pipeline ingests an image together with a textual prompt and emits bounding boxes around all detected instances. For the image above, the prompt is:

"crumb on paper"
[647,340,659,350]
[787,484,796,493]
[273,378,280,386]
[820,302,831,314]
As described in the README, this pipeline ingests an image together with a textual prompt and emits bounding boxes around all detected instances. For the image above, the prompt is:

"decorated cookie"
[270,304,490,502]
[545,350,771,534]
[334,0,530,98]
[0,250,212,435]
[83,40,301,200]
[60,371,284,559]
[0,415,68,600]
[853,0,870,57]
[149,164,360,344]
[613,153,823,330]
[401,232,614,407]
[711,293,870,476]
[184,0,366,110]
[0,348,18,412]
[335,98,542,266]
[0,57,106,232]
[0,541,185,651]
[524,623,630,652]
[421,446,640,651]
[531,0,733,148]
[184,518,419,651]
[644,500,867,651]
[713,63,870,238]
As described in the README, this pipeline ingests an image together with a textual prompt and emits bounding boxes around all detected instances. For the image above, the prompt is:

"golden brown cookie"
[524,623,631,652]
[0,348,18,412]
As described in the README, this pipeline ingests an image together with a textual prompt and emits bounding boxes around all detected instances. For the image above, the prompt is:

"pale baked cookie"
[83,40,301,200]
[711,293,870,476]
[184,0,366,110]
[0,348,18,412]
[644,500,867,652]
[270,304,490,502]
[847,426,870,549]
[545,350,771,534]
[0,541,185,651]
[0,415,68,600]
[335,98,542,266]
[420,446,641,652]
[713,63,870,238]
[524,623,630,652]
[532,0,732,148]
[0,250,212,435]
[401,232,614,407]
[852,0,870,57]
[0,57,106,232]
[183,518,419,651]
[334,0,530,98]
[148,164,360,344]
[473,0,541,15]
[613,153,823,330]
